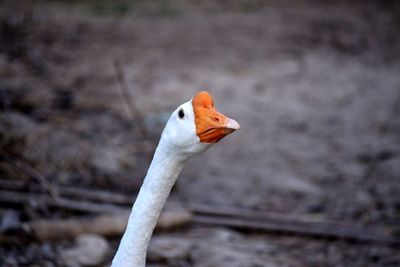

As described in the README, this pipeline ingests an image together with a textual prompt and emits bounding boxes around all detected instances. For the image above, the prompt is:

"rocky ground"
[1,0,400,266]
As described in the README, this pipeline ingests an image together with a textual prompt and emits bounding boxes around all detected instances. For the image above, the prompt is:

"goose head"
[161,91,240,155]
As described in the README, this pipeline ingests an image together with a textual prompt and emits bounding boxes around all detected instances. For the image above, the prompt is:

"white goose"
[111,91,240,267]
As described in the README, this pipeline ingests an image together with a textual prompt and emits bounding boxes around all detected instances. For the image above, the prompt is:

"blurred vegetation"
[27,0,179,17]
[27,0,282,17]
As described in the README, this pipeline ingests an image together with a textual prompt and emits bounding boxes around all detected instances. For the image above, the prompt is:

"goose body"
[111,91,239,267]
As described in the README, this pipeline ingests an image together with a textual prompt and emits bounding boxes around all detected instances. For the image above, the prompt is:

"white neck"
[111,138,189,267]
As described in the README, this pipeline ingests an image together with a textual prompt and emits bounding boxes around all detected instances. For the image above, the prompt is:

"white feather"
[111,99,209,267]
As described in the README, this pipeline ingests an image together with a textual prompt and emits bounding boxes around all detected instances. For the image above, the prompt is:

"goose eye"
[178,109,184,119]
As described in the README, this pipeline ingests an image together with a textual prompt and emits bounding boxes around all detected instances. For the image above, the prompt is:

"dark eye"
[178,109,184,119]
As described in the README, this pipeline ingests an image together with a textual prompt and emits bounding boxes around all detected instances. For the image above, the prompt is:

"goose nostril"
[214,117,220,122]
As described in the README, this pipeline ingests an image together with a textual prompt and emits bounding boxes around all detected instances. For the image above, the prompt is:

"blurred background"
[1,0,400,266]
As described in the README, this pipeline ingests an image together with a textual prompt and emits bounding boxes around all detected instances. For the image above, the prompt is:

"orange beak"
[193,91,240,143]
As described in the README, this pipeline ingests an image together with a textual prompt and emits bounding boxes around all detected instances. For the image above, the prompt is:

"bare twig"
[0,190,125,214]
[4,157,59,198]
[113,59,150,139]
[0,180,133,205]
[191,204,399,245]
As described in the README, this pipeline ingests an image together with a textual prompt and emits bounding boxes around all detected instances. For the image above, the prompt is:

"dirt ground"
[1,0,400,266]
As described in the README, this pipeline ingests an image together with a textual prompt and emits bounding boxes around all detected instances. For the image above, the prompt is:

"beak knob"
[192,91,240,143]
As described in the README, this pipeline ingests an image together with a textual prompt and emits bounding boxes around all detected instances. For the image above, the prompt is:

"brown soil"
[1,0,400,266]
